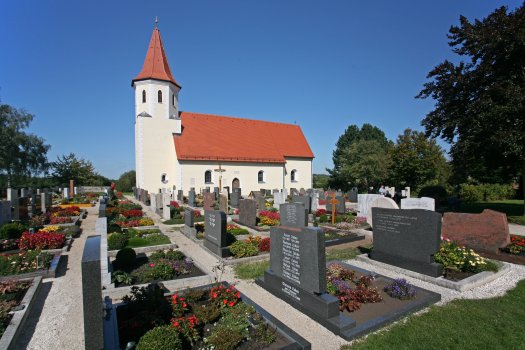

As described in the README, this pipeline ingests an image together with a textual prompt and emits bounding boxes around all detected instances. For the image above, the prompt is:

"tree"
[389,129,450,192]
[116,170,136,192]
[328,123,391,190]
[313,174,330,189]
[338,139,391,191]
[417,5,524,212]
[51,153,100,186]
[0,104,50,187]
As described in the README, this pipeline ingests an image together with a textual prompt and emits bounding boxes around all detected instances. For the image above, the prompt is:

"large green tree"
[417,5,524,211]
[0,104,50,187]
[389,129,450,192]
[51,153,101,186]
[116,170,136,192]
[328,123,391,190]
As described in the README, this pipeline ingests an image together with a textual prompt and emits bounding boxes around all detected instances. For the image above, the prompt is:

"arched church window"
[161,173,168,184]
[258,170,265,183]
[142,90,146,103]
[158,90,163,103]
[205,170,212,184]
[291,169,297,182]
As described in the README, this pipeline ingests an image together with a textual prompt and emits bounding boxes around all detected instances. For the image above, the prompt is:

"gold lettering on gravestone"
[281,233,301,285]
[374,213,418,234]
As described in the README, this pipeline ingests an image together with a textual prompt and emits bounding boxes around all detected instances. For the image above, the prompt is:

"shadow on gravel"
[12,281,53,350]
[54,255,69,278]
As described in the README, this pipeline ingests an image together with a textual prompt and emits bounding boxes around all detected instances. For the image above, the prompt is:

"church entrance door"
[232,178,240,189]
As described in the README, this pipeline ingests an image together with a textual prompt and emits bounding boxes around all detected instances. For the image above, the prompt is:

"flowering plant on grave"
[193,210,202,218]
[139,218,154,226]
[245,235,261,247]
[49,217,73,225]
[39,226,60,233]
[19,231,66,250]
[170,293,189,317]
[507,235,525,255]
[258,237,271,252]
[315,209,327,217]
[169,201,180,208]
[170,315,200,344]
[0,250,53,274]
[384,278,417,300]
[121,209,143,218]
[209,284,241,308]
[434,239,488,273]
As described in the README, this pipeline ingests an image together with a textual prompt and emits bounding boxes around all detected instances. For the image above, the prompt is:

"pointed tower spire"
[132,19,181,88]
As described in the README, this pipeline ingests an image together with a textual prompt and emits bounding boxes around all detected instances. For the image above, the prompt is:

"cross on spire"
[155,16,158,29]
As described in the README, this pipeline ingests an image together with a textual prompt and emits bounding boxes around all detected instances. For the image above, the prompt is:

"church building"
[132,24,314,195]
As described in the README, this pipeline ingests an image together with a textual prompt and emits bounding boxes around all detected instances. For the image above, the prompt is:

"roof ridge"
[181,111,301,128]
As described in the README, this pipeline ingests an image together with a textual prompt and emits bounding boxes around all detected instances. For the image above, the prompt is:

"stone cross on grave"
[214,164,226,190]
[330,194,339,225]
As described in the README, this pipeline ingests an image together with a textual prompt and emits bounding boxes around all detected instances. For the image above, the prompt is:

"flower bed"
[19,231,66,251]
[163,208,204,225]
[113,217,155,228]
[107,228,171,251]
[0,250,57,278]
[258,210,280,227]
[226,224,249,236]
[503,235,525,256]
[110,282,308,349]
[229,236,270,258]
[110,248,204,287]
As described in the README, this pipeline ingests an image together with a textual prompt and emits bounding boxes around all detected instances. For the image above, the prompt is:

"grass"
[233,248,360,280]
[125,234,171,248]
[342,279,525,350]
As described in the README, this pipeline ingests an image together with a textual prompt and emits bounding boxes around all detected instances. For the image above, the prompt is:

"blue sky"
[0,0,522,179]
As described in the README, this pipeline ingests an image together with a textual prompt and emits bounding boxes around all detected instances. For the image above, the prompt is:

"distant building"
[133,24,314,195]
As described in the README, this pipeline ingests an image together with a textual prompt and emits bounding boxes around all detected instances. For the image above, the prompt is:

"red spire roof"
[132,28,181,88]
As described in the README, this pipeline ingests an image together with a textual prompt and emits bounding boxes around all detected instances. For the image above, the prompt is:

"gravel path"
[14,205,98,349]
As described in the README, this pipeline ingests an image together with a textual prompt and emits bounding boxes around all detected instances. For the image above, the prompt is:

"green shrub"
[229,240,259,258]
[229,228,249,236]
[115,248,136,269]
[0,222,25,239]
[206,303,254,350]
[112,270,133,285]
[419,185,448,205]
[319,214,328,223]
[136,325,183,350]
[460,184,515,202]
[108,232,130,250]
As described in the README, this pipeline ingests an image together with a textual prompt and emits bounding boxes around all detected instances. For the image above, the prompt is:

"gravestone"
[181,208,197,238]
[20,188,28,198]
[188,190,196,207]
[149,193,157,211]
[366,197,399,226]
[336,190,343,197]
[63,188,69,199]
[326,195,345,214]
[280,203,307,228]
[155,193,163,215]
[214,187,220,200]
[7,189,19,220]
[441,210,510,254]
[357,194,381,217]
[273,189,280,194]
[290,188,299,197]
[99,203,106,218]
[257,196,266,210]
[233,187,242,196]
[219,194,228,213]
[162,193,171,220]
[28,193,37,217]
[306,189,313,196]
[0,201,12,226]
[273,191,285,209]
[256,218,355,336]
[203,187,210,194]
[370,208,443,277]
[292,195,312,214]
[177,190,184,201]
[144,190,149,205]
[203,192,215,211]
[204,210,229,257]
[348,188,358,203]
[250,191,262,199]
[238,199,257,227]
[41,191,52,213]
[230,191,240,208]
[311,192,319,212]
[401,197,435,211]
[299,188,306,195]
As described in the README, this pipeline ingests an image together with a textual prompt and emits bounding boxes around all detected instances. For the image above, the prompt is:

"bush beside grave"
[459,183,516,202]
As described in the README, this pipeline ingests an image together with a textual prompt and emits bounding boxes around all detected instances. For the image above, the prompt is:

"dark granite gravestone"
[0,201,12,226]
[299,188,306,195]
[239,199,257,227]
[204,210,229,257]
[203,192,215,211]
[99,204,106,218]
[144,190,149,205]
[326,195,345,214]
[7,189,19,220]
[41,192,52,213]
[219,194,228,213]
[370,208,443,277]
[250,191,262,199]
[188,190,196,207]
[256,224,355,337]
[18,197,30,220]
[290,188,299,196]
[257,196,266,210]
[441,210,510,254]
[155,193,162,215]
[280,203,307,228]
[214,187,220,200]
[203,187,210,194]
[348,188,358,203]
[292,195,312,214]
[81,235,104,350]
[181,208,197,238]
[177,190,184,201]
[233,187,242,195]
[230,191,240,208]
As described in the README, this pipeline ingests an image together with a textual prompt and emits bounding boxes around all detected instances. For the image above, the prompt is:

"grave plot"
[314,207,367,247]
[104,282,310,349]
[164,204,204,225]
[59,191,98,207]
[256,205,441,341]
[233,199,280,232]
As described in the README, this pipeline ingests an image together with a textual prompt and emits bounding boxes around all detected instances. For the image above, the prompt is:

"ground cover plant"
[228,236,270,258]
[107,228,170,251]
[0,250,53,276]
[0,279,32,338]
[117,283,283,349]
[226,224,249,236]
[503,235,525,255]
[19,230,66,250]
[343,279,525,350]
[111,248,202,287]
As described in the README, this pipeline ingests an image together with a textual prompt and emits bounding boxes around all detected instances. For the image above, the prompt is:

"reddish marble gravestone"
[203,192,215,211]
[441,209,510,254]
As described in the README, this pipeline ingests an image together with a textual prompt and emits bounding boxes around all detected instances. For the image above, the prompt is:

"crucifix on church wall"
[214,164,226,190]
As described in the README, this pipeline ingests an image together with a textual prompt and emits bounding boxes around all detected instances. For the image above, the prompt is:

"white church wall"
[284,157,313,190]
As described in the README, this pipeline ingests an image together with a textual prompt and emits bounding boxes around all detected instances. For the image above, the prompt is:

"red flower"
[228,301,235,307]
[149,263,156,267]
[223,299,227,304]
[235,291,241,299]
[212,293,217,298]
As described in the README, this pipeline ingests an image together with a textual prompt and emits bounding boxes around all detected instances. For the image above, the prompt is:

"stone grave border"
[0,252,62,281]
[198,240,271,266]
[231,219,271,232]
[103,281,311,350]
[0,276,43,350]
[107,242,179,257]
[355,254,511,292]
[320,228,366,247]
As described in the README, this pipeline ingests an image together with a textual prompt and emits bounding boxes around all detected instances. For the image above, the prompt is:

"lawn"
[233,247,361,280]
[343,279,525,350]
[450,200,525,225]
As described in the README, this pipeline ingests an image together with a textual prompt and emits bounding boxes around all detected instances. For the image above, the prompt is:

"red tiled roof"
[174,112,314,163]
[132,28,181,88]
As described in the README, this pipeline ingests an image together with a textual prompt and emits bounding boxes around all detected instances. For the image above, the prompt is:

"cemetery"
[1,3,525,350]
